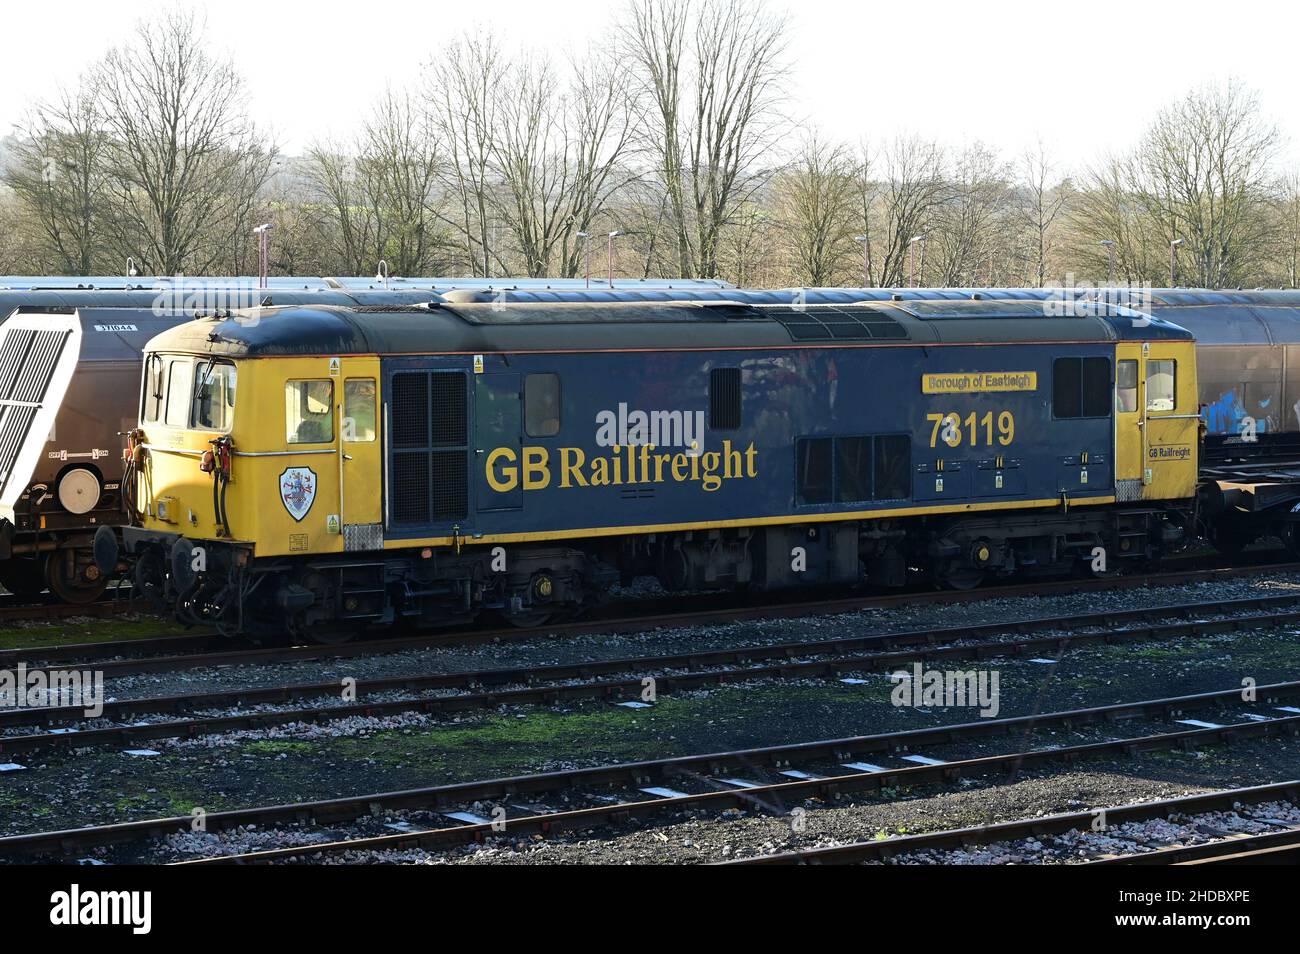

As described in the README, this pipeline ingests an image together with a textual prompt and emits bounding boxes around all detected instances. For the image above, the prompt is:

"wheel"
[1280,525,1300,560]
[294,623,358,645]
[504,610,554,628]
[44,549,108,604]
[133,548,168,609]
[0,559,47,599]
[936,566,985,591]
[1212,529,1253,558]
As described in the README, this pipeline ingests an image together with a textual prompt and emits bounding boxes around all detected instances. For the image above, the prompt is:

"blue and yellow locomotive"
[114,296,1200,638]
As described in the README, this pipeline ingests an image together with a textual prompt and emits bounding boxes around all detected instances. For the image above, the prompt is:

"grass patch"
[0,615,182,651]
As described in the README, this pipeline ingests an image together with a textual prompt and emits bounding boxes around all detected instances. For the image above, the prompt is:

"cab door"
[1114,344,1143,501]
[474,372,522,512]
[337,357,383,549]
[1114,342,1199,503]
[1141,340,1199,501]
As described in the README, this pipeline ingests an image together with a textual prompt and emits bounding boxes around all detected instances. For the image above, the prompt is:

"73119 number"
[927,411,1015,448]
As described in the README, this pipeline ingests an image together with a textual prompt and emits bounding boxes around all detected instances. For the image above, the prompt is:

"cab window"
[1116,359,1138,413]
[286,380,334,444]
[1053,356,1110,419]
[163,359,191,427]
[1147,359,1176,412]
[143,355,166,423]
[525,373,561,437]
[343,379,376,442]
[192,361,237,431]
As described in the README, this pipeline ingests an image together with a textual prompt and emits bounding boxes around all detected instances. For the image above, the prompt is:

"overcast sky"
[2,0,1297,172]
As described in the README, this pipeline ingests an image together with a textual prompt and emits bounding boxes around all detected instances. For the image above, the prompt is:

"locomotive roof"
[142,298,1192,358]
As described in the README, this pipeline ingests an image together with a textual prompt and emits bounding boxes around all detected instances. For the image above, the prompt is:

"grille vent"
[388,371,468,526]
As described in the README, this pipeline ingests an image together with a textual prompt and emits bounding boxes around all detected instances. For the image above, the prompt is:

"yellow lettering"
[522,447,551,489]
[560,447,588,488]
[486,447,518,492]
[655,453,671,482]
[701,451,722,492]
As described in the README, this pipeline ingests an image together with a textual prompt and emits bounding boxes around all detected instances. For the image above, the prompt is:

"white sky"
[2,0,1297,173]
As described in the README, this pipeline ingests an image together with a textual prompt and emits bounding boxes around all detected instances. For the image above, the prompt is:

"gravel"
[4,569,1300,864]
[45,570,1300,706]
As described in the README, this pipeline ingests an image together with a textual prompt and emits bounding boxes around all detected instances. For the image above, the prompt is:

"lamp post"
[1169,238,1183,287]
[908,235,926,288]
[853,235,869,287]
[607,230,622,288]
[577,231,591,288]
[252,223,273,289]
[1099,239,1116,286]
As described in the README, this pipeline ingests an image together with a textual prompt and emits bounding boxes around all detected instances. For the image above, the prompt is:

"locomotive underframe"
[122,500,1192,639]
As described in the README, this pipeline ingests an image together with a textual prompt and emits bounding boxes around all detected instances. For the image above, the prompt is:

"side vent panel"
[768,305,908,341]
[387,370,469,528]
[709,367,742,430]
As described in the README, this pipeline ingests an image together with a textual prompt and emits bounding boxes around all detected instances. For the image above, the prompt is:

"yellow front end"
[1114,338,1200,502]
[136,354,384,556]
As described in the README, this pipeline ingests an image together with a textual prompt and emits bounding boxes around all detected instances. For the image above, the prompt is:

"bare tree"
[1067,156,1156,284]
[619,0,788,279]
[1070,81,1279,288]
[1275,170,1300,288]
[366,91,446,275]
[775,133,859,286]
[929,143,1013,285]
[866,136,948,286]
[491,50,637,277]
[303,143,380,275]
[1017,142,1070,287]
[92,9,277,274]
[426,35,507,275]
[260,174,340,277]
[717,198,776,286]
[0,193,45,273]
[1137,81,1278,287]
[3,87,110,274]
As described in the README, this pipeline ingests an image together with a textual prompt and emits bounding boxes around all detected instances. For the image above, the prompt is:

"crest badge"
[279,467,317,522]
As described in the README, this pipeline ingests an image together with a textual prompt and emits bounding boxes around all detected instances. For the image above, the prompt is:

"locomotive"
[109,295,1201,639]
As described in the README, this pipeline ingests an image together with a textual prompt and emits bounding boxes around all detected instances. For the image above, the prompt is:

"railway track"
[724,783,1300,865]
[1084,826,1300,865]
[5,561,1300,679]
[0,591,138,623]
[6,590,1300,756]
[3,681,1298,862]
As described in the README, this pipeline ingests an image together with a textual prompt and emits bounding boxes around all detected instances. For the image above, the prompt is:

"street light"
[607,230,622,289]
[853,235,869,288]
[1169,238,1184,287]
[252,223,273,289]
[576,231,591,288]
[908,235,926,288]
[1099,239,1116,286]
